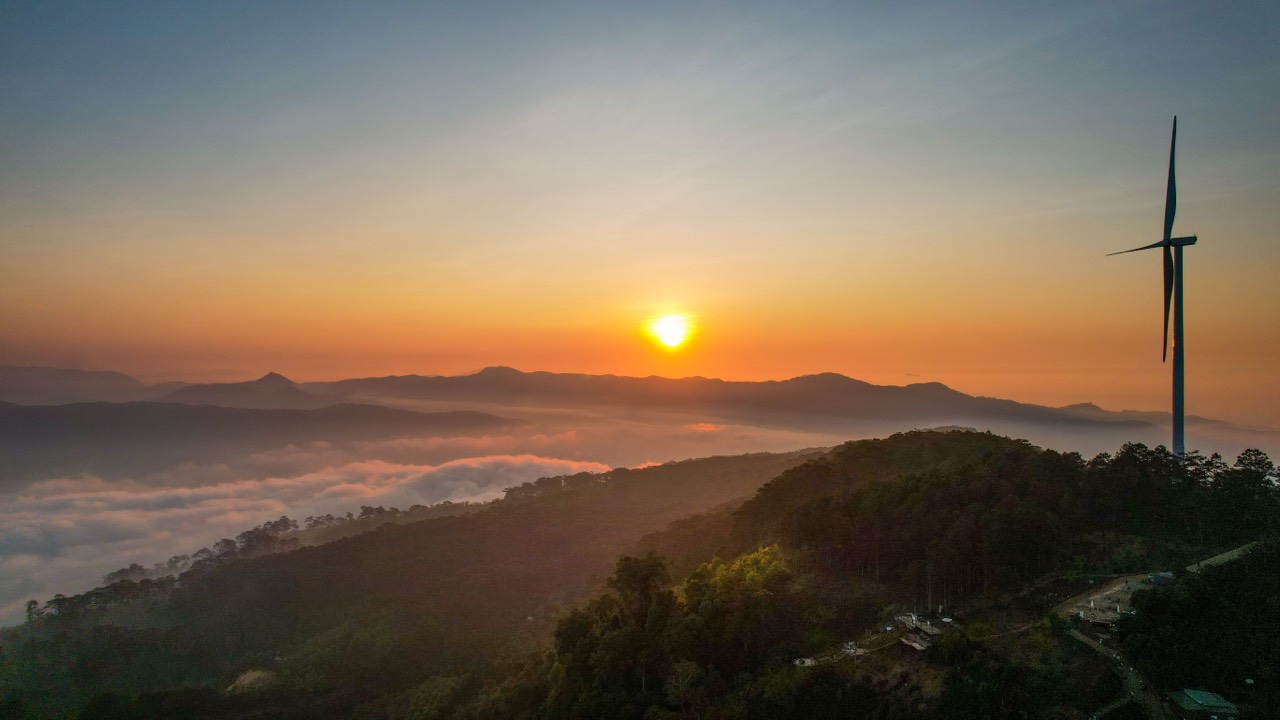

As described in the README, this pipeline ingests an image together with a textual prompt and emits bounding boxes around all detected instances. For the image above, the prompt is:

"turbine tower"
[1108,117,1197,458]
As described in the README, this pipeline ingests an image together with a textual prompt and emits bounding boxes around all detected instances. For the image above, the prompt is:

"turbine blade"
[1162,245,1173,362]
[1106,239,1166,256]
[1164,117,1177,241]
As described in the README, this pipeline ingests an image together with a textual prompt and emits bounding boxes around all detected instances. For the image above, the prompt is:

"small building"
[1167,689,1238,720]
[900,633,932,652]
[1085,609,1121,628]
[894,612,944,635]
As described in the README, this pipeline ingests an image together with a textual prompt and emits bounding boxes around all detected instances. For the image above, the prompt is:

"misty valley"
[0,366,1276,719]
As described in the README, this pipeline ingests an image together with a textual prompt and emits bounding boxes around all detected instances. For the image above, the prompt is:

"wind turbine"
[1108,117,1197,459]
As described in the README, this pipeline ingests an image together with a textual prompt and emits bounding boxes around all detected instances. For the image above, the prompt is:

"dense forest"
[1,431,1275,718]
[1119,539,1280,717]
[0,449,821,718]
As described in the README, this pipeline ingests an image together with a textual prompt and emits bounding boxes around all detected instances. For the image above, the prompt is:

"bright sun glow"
[648,314,692,349]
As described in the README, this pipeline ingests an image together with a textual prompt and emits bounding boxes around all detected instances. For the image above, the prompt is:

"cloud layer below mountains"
[0,453,609,624]
[0,414,846,625]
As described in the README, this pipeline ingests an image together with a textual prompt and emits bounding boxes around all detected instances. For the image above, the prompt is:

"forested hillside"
[1,431,1275,719]
[448,432,1277,719]
[1120,540,1280,717]
[0,449,820,718]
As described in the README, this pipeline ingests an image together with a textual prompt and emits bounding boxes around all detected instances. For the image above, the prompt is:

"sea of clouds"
[0,415,845,624]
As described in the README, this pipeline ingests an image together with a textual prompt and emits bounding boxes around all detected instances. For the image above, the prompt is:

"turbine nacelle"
[1107,235,1197,256]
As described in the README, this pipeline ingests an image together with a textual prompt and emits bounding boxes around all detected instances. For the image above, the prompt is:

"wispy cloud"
[0,454,607,624]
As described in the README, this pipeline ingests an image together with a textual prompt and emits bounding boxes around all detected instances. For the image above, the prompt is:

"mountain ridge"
[306,366,1148,431]
[0,364,151,405]
[159,371,329,409]
[0,362,1260,428]
[4,365,1275,458]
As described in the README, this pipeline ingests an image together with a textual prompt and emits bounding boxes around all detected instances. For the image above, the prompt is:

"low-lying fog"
[0,406,845,624]
[5,388,1275,626]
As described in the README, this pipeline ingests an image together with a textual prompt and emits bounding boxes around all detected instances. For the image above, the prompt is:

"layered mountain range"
[4,365,1274,461]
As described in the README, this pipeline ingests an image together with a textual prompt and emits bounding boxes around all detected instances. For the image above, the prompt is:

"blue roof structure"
[1169,688,1237,717]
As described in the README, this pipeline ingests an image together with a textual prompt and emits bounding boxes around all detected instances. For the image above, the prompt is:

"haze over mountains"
[0,365,167,405]
[0,401,522,484]
[3,363,1274,630]
[3,364,1274,460]
[159,371,332,409]
[2,368,1277,715]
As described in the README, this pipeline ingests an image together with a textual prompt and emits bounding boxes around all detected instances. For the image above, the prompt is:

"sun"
[647,313,693,350]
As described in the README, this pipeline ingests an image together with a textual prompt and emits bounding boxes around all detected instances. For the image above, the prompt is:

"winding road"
[1055,540,1259,720]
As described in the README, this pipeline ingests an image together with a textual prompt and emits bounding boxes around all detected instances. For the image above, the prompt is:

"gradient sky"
[2,1,1278,426]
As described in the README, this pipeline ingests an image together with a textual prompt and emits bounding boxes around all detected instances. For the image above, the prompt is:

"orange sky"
[2,3,1278,427]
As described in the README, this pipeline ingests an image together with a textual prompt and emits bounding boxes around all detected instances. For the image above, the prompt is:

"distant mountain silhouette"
[0,365,151,404]
[6,365,1273,457]
[1057,402,1230,428]
[0,402,523,484]
[160,372,331,409]
[309,366,1149,431]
